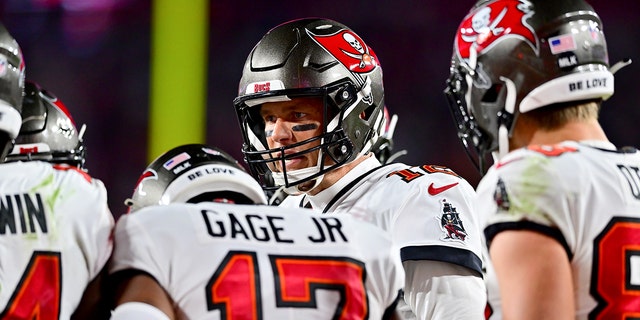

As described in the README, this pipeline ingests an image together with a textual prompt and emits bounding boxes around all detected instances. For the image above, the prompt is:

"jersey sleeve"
[480,150,575,257]
[63,171,115,280]
[403,259,487,319]
[392,175,484,275]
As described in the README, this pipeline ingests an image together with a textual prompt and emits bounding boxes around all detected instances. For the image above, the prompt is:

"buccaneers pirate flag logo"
[307,25,378,104]
[308,28,378,73]
[455,0,538,60]
[437,199,468,242]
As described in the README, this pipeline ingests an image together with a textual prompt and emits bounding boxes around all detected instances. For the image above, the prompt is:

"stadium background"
[1,0,637,217]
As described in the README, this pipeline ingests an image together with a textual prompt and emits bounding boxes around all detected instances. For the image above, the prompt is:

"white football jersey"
[280,156,485,318]
[109,202,404,319]
[281,156,483,275]
[0,161,114,318]
[477,141,640,319]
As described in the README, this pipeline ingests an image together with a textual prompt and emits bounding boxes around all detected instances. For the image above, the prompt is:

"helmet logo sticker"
[493,178,510,211]
[244,80,285,94]
[549,34,577,55]
[557,52,579,70]
[133,169,158,197]
[0,55,7,77]
[308,28,379,73]
[456,0,538,60]
[163,151,191,170]
[308,27,378,104]
[19,146,39,154]
[436,199,468,242]
[202,147,222,156]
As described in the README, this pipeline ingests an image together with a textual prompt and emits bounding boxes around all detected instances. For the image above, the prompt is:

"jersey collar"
[305,155,381,210]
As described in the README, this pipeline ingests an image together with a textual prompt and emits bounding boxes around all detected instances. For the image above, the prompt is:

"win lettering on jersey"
[200,209,348,244]
[0,193,48,235]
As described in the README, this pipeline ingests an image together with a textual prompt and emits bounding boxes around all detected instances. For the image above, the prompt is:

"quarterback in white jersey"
[233,18,487,318]
[109,144,403,319]
[445,0,636,317]
[477,142,640,318]
[279,156,485,318]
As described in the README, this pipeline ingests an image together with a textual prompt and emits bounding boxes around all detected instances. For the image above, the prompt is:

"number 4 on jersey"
[0,251,62,320]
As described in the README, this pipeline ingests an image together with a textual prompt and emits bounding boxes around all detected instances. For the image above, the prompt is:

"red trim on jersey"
[52,164,92,183]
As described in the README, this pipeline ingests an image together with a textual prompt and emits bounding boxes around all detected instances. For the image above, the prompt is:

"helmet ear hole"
[361,104,378,121]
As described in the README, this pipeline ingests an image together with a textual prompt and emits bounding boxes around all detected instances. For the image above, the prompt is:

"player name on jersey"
[200,209,349,244]
[0,193,48,235]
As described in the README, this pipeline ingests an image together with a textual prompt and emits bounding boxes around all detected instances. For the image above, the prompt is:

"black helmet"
[233,18,385,193]
[444,0,623,173]
[0,21,25,159]
[6,81,86,169]
[125,144,267,213]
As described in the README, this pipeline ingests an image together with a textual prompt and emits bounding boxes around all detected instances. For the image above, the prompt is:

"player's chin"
[283,157,314,172]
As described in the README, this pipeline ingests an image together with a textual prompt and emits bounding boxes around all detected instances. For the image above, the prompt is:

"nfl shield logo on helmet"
[436,199,468,242]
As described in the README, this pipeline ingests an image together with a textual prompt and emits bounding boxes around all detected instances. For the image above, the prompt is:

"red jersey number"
[0,251,62,320]
[590,217,640,319]
[207,251,368,319]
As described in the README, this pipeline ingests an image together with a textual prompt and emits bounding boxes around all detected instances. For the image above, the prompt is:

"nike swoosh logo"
[428,182,459,195]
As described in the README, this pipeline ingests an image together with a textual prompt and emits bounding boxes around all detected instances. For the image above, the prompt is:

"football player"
[110,144,404,319]
[233,18,486,318]
[0,33,114,319]
[444,0,636,318]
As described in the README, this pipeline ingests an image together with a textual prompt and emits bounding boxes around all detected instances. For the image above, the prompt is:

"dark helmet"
[125,144,267,213]
[444,0,623,173]
[233,18,385,193]
[0,22,26,159]
[6,81,86,169]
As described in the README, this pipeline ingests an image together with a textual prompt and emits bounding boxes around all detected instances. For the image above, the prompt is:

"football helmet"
[0,21,25,159]
[125,144,268,213]
[233,18,385,194]
[444,0,625,173]
[6,81,87,169]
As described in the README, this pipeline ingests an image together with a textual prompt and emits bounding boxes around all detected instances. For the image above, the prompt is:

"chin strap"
[497,124,509,160]
[495,76,518,162]
[610,58,632,74]
[271,166,325,196]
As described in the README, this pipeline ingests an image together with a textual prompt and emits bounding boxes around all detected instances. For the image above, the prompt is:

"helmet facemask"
[236,79,382,195]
